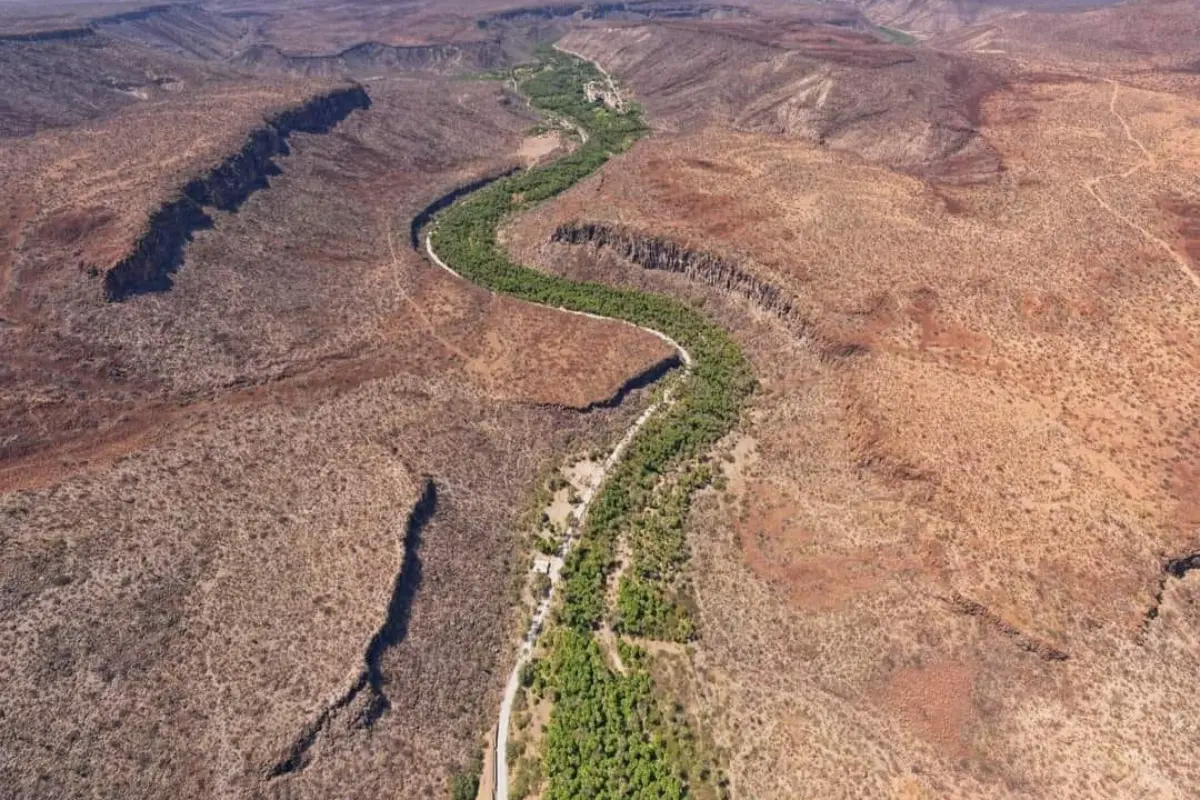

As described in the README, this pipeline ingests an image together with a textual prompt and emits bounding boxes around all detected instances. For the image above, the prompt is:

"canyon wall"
[551,220,800,320]
[104,85,371,301]
[235,40,506,77]
[550,220,873,360]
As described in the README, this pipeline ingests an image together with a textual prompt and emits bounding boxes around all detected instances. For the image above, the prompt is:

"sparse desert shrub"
[449,750,483,800]
[511,756,541,800]
[506,737,526,766]
[519,659,538,688]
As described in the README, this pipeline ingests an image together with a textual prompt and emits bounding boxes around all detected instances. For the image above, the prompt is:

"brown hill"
[937,0,1200,80]
[0,25,243,136]
[557,17,1005,179]
[840,0,1124,37]
[0,7,674,796]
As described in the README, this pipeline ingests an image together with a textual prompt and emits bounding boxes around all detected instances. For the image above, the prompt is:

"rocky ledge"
[104,85,370,301]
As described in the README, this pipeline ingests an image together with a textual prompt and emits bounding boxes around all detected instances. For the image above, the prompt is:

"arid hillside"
[555,18,1004,179]
[504,18,1200,798]
[0,21,247,136]
[838,0,1124,38]
[0,5,676,797]
[936,0,1200,84]
[3,0,1198,798]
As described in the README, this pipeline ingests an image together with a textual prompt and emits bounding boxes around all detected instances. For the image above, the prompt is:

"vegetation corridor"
[429,47,756,800]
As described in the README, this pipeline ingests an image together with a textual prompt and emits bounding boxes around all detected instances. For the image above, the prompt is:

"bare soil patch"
[517,131,563,164]
[882,660,979,759]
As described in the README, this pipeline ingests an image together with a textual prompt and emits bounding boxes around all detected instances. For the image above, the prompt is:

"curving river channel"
[426,233,692,800]
[420,45,754,799]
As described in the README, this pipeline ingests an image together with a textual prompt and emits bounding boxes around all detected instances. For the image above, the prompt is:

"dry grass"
[0,391,420,797]
[504,34,1200,796]
[0,51,672,800]
[205,0,526,52]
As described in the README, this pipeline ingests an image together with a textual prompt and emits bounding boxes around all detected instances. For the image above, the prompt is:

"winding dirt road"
[424,232,691,800]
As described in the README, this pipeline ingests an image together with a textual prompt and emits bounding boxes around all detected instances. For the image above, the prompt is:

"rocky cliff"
[550,221,869,360]
[235,40,505,77]
[478,1,751,26]
[551,221,798,318]
[104,85,370,301]
[0,27,93,43]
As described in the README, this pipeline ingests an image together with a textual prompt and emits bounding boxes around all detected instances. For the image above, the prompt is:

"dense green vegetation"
[615,575,695,642]
[615,469,709,642]
[538,630,684,799]
[431,46,749,800]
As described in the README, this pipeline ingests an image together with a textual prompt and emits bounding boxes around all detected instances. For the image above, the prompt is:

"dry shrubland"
[0,14,672,796]
[3,1,1199,798]
[505,18,1200,796]
[556,21,1005,180]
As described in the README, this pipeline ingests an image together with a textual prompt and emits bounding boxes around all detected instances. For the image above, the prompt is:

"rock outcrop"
[0,27,93,43]
[104,85,371,301]
[550,220,872,360]
[235,40,505,77]
[551,220,798,319]
[478,1,751,27]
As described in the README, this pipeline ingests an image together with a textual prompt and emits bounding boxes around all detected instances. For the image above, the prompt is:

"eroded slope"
[504,66,1200,798]
[556,19,1004,180]
[1,52,675,800]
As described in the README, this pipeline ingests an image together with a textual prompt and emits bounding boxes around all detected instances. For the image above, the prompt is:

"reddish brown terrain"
[0,3,673,797]
[504,5,1200,798]
[2,0,1198,798]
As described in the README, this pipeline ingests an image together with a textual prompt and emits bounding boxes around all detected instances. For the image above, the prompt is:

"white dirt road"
[424,232,691,800]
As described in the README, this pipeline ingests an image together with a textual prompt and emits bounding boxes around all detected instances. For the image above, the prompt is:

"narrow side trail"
[427,233,692,800]
[1083,80,1200,291]
[384,217,473,363]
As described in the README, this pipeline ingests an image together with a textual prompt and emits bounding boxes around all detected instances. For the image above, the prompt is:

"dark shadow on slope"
[409,167,522,250]
[562,353,682,412]
[105,85,371,301]
[1140,551,1200,640]
[266,477,437,778]
[1166,552,1200,578]
[358,477,437,725]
